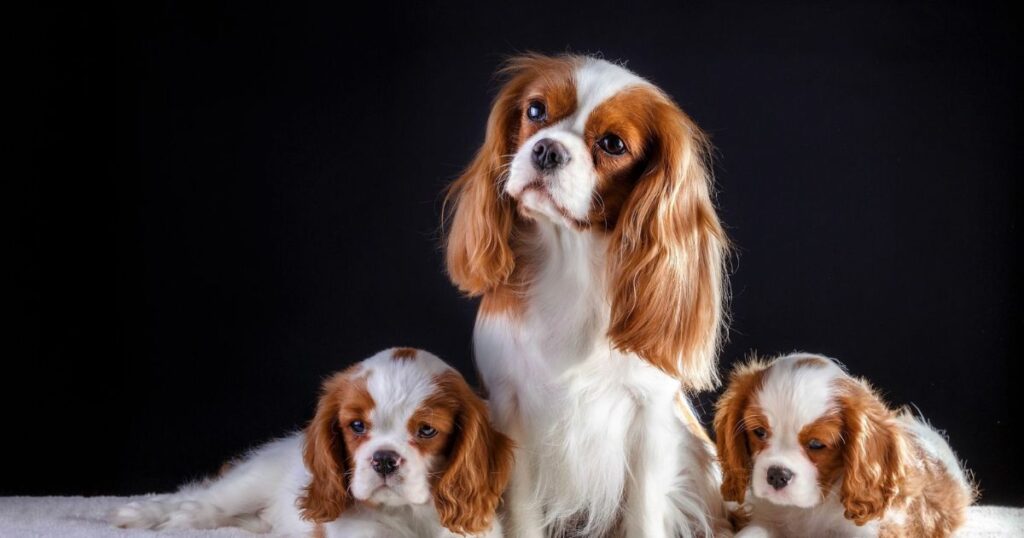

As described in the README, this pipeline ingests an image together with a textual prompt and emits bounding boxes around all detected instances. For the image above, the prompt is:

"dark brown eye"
[807,439,826,450]
[753,427,767,439]
[597,134,626,155]
[350,420,366,434]
[526,101,547,122]
[417,424,437,439]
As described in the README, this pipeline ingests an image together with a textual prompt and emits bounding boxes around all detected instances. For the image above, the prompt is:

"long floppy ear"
[298,373,351,523]
[442,60,525,296]
[713,359,768,503]
[432,372,515,535]
[837,378,908,526]
[607,93,729,391]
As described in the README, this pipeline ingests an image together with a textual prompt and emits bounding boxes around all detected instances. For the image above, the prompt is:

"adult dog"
[445,53,731,537]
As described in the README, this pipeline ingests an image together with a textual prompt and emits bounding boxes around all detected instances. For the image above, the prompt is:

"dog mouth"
[358,480,401,502]
[515,180,590,230]
[376,474,403,489]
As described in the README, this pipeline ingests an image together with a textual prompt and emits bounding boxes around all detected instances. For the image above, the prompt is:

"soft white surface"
[0,496,1019,537]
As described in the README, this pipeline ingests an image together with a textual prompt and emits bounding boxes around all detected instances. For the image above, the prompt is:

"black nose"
[531,138,570,171]
[766,465,794,490]
[371,450,400,477]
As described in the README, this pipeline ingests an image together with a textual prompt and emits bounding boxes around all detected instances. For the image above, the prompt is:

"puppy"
[444,53,731,537]
[714,353,975,537]
[112,348,514,537]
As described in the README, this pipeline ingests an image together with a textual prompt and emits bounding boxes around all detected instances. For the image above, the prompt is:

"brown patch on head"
[794,356,830,369]
[443,53,577,299]
[298,367,375,523]
[741,403,771,456]
[407,379,459,457]
[713,359,770,502]
[428,371,515,535]
[584,86,664,228]
[509,55,578,150]
[334,375,375,456]
[798,413,846,495]
[391,347,418,360]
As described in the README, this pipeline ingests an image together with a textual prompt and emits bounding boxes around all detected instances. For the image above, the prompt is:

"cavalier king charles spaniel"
[444,53,731,537]
[714,353,975,537]
[112,348,513,537]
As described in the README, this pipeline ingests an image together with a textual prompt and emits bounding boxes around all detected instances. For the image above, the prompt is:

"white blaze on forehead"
[756,354,846,436]
[361,348,453,430]
[571,58,651,133]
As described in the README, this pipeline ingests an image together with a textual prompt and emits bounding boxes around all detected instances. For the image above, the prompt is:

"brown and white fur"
[111,348,514,537]
[444,53,731,537]
[714,353,975,537]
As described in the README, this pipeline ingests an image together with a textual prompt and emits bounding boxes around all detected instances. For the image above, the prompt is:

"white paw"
[110,500,171,529]
[157,500,233,530]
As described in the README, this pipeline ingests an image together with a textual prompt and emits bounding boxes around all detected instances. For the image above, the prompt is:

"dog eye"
[526,101,547,122]
[417,424,438,439]
[349,420,367,434]
[597,134,627,155]
[752,427,768,439]
[807,439,826,450]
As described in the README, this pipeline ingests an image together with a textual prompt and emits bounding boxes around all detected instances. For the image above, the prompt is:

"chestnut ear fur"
[606,90,728,392]
[432,371,515,535]
[298,373,352,523]
[713,360,769,503]
[837,378,908,525]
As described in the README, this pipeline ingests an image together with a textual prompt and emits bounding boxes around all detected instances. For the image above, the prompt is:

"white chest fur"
[471,223,723,538]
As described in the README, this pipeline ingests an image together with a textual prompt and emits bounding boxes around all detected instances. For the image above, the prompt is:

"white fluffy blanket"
[0,496,1019,537]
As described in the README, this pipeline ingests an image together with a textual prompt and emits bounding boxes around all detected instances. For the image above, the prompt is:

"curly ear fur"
[432,371,515,535]
[837,378,909,526]
[607,92,729,391]
[713,359,769,503]
[298,373,352,523]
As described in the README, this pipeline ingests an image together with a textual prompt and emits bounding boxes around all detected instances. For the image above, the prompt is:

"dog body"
[112,348,512,537]
[715,354,974,538]
[445,54,731,537]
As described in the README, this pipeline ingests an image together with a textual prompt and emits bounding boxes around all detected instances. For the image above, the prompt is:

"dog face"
[715,353,907,522]
[501,55,659,230]
[741,355,846,507]
[299,348,514,535]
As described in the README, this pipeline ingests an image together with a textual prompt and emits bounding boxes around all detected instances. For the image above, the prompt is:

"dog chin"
[753,486,821,509]
[510,183,586,229]
[355,479,431,507]
[517,189,554,218]
[366,486,415,506]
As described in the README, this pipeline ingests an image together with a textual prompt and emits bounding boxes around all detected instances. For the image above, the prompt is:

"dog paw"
[110,500,170,529]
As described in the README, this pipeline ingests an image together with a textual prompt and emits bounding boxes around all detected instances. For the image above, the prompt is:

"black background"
[14,2,1021,505]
